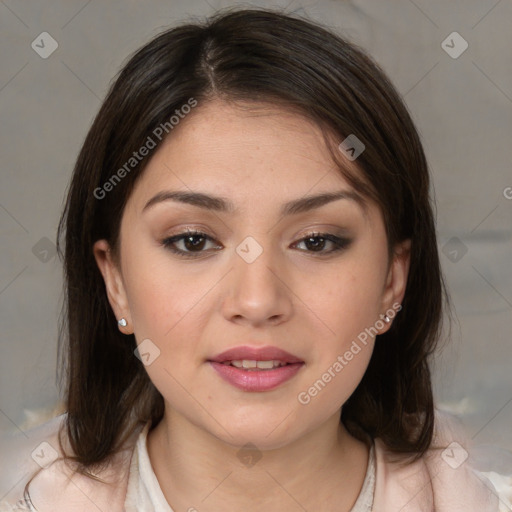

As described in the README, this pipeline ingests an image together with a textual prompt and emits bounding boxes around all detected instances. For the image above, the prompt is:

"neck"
[147,405,370,511]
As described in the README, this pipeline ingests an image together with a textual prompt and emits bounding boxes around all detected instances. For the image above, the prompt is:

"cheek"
[299,348,373,417]
[122,262,210,400]
[298,289,376,416]
[122,254,222,371]
[122,251,199,336]
[302,248,386,401]
[314,260,385,345]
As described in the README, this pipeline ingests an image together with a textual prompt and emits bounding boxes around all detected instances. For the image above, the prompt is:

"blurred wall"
[1,0,511,450]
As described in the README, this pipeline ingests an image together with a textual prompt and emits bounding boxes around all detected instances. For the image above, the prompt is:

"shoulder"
[372,408,512,512]
[0,413,140,512]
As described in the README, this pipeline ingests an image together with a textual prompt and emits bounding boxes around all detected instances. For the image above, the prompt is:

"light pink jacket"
[1,410,510,511]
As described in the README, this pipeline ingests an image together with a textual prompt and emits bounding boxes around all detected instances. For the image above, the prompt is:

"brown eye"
[162,230,221,257]
[294,232,352,254]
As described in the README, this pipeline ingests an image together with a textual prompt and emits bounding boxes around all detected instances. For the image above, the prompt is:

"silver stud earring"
[383,315,391,323]
[118,318,127,327]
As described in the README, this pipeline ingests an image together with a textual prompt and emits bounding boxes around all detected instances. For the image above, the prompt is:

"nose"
[221,239,293,327]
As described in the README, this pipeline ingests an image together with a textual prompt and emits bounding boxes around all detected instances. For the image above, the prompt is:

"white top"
[124,422,376,511]
[1,410,511,511]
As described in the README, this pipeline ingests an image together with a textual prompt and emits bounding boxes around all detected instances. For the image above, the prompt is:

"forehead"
[126,99,373,219]
[159,99,334,167]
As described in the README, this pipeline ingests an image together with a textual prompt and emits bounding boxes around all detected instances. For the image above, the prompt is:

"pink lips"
[209,345,303,364]
[208,345,304,392]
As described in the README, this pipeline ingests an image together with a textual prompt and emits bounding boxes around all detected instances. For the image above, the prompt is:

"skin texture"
[93,99,411,511]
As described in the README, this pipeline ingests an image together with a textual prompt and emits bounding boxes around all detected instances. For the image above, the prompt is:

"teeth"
[255,360,276,369]
[227,359,286,370]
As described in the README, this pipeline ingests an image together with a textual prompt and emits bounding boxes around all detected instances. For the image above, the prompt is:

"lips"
[207,345,305,392]
[209,345,303,364]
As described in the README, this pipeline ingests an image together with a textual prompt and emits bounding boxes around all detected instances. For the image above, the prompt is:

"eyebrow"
[142,189,368,217]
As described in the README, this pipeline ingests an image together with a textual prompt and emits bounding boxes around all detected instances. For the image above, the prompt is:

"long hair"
[24,6,451,498]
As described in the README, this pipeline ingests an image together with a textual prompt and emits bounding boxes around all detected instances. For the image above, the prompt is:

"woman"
[1,8,510,511]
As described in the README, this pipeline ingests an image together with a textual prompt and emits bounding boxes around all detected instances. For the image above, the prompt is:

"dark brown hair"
[24,6,451,500]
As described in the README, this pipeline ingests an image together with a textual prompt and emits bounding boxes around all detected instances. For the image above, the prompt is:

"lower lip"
[209,362,304,391]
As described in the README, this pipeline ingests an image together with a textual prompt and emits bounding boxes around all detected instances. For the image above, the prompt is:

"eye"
[293,232,352,255]
[161,229,221,258]
[161,229,352,258]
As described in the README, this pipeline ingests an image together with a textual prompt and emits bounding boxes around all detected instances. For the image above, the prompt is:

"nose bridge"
[223,234,292,324]
[234,234,280,293]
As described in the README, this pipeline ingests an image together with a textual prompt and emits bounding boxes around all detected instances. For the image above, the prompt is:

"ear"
[378,238,411,333]
[93,239,133,334]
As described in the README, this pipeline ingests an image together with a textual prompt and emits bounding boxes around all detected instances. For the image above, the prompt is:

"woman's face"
[94,99,410,449]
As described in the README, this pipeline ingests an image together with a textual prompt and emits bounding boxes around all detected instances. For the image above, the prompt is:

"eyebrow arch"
[142,189,368,217]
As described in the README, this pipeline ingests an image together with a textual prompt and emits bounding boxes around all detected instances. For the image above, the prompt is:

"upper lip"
[209,345,303,364]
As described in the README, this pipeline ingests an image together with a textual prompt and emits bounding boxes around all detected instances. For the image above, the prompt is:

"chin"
[215,427,298,453]
[204,409,305,451]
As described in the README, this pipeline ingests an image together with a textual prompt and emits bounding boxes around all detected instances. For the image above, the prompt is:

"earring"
[383,315,390,323]
[118,318,127,327]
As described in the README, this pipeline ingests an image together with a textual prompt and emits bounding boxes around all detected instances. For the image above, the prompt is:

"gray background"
[1,0,511,452]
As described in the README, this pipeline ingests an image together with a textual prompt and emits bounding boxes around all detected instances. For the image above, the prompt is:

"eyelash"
[161,229,352,259]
